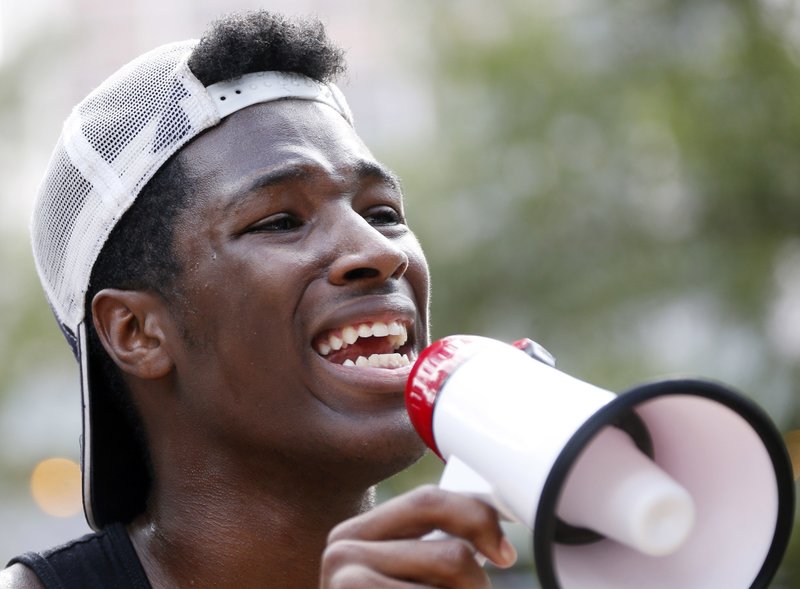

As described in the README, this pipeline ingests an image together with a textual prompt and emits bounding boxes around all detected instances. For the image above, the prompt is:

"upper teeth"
[316,320,408,356]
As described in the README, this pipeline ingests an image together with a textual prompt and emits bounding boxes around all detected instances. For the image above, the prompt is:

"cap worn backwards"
[32,39,353,340]
[30,37,354,530]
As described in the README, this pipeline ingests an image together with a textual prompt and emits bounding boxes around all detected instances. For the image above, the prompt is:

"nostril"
[343,267,380,281]
[391,258,409,280]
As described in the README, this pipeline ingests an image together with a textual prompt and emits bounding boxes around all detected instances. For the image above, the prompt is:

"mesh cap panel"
[32,40,218,335]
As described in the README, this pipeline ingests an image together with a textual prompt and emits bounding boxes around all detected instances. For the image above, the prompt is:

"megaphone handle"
[435,456,517,520]
[422,456,519,566]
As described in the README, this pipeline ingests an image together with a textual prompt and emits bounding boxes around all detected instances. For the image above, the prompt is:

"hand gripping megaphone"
[405,335,795,589]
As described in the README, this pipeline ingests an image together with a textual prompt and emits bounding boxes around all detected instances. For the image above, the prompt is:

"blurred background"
[2,0,800,586]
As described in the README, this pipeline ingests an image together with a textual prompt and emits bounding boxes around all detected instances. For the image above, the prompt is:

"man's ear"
[91,289,174,380]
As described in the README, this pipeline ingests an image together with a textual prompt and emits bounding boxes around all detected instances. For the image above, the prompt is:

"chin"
[381,431,428,473]
[340,425,428,489]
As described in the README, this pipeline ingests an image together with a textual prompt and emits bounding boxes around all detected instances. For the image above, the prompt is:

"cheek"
[404,238,431,317]
[175,260,301,384]
[172,276,306,442]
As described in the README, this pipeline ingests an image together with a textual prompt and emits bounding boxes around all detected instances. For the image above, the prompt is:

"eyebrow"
[232,159,403,206]
[240,165,313,196]
[353,160,403,193]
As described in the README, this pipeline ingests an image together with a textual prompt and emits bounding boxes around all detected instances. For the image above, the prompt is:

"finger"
[330,486,496,540]
[328,486,517,568]
[322,563,431,589]
[322,538,492,589]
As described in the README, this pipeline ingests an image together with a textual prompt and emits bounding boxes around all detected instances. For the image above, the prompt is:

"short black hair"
[189,11,346,85]
[84,10,348,524]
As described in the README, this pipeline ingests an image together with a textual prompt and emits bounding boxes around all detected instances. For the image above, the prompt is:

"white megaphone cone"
[405,335,795,589]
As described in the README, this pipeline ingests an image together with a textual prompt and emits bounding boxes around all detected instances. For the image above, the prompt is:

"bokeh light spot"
[783,430,800,481]
[30,457,82,518]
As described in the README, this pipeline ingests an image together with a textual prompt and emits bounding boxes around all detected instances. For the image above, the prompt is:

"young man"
[2,11,516,588]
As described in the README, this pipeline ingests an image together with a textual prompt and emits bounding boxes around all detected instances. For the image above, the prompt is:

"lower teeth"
[342,353,410,368]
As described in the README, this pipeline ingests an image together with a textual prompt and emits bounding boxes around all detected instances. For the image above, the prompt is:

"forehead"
[176,99,380,197]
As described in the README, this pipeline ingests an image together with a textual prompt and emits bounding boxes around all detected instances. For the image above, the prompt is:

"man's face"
[163,99,431,484]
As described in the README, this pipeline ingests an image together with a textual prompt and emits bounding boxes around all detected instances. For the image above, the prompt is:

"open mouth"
[313,319,415,369]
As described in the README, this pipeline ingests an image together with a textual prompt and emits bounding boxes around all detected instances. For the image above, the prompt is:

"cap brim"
[78,321,150,530]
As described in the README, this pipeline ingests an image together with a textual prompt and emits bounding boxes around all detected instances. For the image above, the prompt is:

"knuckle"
[321,539,364,569]
[436,541,478,579]
[326,518,359,545]
[325,564,374,589]
[448,540,478,565]
[407,486,497,524]
[326,523,346,545]
[408,484,446,511]
[466,496,496,521]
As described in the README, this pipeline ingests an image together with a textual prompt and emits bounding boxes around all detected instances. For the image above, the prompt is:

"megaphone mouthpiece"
[557,426,695,557]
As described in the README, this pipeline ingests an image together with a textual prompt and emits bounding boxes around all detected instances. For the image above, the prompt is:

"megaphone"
[405,335,795,589]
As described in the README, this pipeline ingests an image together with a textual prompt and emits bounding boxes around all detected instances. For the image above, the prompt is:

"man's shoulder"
[0,563,44,589]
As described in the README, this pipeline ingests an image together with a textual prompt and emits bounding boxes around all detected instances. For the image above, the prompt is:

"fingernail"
[498,537,518,567]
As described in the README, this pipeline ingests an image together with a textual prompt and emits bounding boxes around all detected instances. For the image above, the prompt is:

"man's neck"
[127,475,375,589]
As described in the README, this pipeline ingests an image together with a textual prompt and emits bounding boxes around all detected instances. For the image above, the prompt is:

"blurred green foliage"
[402,0,800,389]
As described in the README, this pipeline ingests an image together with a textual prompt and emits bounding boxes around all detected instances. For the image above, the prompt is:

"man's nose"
[327,214,409,286]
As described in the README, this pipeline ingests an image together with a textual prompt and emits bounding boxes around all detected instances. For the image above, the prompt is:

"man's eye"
[365,206,404,227]
[249,214,302,232]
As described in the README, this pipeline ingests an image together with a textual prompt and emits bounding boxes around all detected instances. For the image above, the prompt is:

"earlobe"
[91,289,174,380]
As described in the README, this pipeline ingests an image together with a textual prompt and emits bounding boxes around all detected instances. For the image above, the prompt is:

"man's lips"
[313,319,415,369]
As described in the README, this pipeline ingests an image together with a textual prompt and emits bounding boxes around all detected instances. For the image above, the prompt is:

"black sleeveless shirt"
[8,523,151,589]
